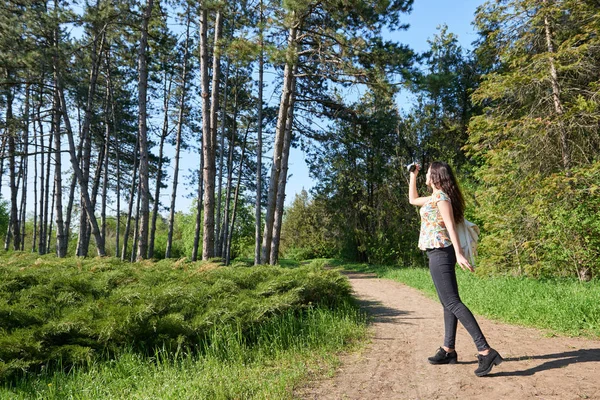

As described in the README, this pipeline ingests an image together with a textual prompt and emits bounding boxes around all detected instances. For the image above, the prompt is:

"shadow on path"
[354,298,419,324]
[489,348,600,377]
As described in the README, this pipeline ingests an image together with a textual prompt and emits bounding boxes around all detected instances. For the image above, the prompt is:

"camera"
[406,162,419,172]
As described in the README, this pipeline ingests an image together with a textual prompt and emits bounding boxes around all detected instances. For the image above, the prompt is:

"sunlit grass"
[0,253,367,399]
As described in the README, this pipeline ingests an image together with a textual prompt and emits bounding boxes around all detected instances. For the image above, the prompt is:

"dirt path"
[299,272,600,400]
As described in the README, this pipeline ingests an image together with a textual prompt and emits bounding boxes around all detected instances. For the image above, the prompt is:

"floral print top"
[418,190,452,250]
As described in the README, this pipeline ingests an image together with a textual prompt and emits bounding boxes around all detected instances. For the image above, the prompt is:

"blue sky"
[284,0,486,205]
[1,0,486,216]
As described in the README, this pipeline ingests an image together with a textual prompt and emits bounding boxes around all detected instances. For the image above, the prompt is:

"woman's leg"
[428,246,489,352]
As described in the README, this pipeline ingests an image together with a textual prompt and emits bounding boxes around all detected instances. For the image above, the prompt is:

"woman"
[409,161,502,377]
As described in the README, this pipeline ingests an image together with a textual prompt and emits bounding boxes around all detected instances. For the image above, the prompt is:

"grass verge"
[332,260,600,338]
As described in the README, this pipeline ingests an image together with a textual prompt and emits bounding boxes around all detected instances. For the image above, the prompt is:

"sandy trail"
[299,272,600,400]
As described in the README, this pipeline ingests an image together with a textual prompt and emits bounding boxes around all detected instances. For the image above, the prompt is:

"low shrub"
[0,254,352,380]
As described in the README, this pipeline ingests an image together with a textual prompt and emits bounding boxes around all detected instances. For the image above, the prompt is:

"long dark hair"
[429,161,465,224]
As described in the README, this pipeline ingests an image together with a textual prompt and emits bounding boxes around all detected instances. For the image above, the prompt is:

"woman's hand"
[456,252,474,272]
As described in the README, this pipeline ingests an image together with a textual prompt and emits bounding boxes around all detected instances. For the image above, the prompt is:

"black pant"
[426,246,489,351]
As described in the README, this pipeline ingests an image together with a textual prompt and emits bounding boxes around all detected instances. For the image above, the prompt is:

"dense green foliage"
[336,260,600,338]
[2,299,366,399]
[282,1,600,281]
[0,253,354,381]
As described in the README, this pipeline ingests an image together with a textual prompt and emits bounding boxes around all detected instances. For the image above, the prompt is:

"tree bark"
[192,156,204,261]
[200,8,223,260]
[165,13,190,259]
[148,71,171,259]
[542,0,569,171]
[5,69,21,251]
[136,0,154,260]
[270,84,296,265]
[121,135,139,261]
[57,78,107,256]
[215,60,230,257]
[19,84,30,251]
[226,125,249,265]
[254,1,264,265]
[220,88,237,259]
[76,25,106,257]
[53,42,67,257]
[261,24,298,263]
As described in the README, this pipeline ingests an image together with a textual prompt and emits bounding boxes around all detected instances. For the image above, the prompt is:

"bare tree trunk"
[192,155,204,261]
[101,84,110,250]
[36,96,46,254]
[105,49,120,258]
[131,182,141,262]
[19,84,30,251]
[5,70,21,251]
[149,71,171,259]
[121,136,139,261]
[46,180,55,254]
[261,24,298,263]
[32,99,38,253]
[57,78,106,256]
[76,26,106,257]
[215,60,230,257]
[254,0,264,265]
[165,13,190,259]
[226,125,249,265]
[542,0,569,171]
[270,85,296,265]
[200,8,223,260]
[42,116,53,254]
[136,0,154,260]
[53,46,67,257]
[220,85,237,259]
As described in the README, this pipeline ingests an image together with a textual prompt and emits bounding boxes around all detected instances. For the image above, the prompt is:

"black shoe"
[475,348,503,377]
[428,347,458,365]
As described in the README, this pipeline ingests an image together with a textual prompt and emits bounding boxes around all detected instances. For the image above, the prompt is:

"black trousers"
[426,245,489,351]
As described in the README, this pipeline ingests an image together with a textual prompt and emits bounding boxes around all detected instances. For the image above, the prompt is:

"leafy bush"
[0,253,352,380]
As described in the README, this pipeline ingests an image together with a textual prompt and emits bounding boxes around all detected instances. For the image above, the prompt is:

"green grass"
[332,259,600,338]
[0,253,368,399]
[1,303,366,399]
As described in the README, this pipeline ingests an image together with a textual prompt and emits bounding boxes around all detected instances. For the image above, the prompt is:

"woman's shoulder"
[432,190,450,202]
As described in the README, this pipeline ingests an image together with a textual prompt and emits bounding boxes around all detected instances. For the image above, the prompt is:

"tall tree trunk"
[5,70,21,250]
[149,71,171,259]
[131,182,142,262]
[136,0,154,260]
[165,13,190,259]
[215,60,230,257]
[36,96,46,254]
[255,0,264,265]
[53,43,67,257]
[121,135,139,261]
[200,8,223,260]
[192,155,204,261]
[101,84,110,249]
[57,78,107,256]
[19,84,30,251]
[542,0,569,171]
[261,23,298,263]
[220,82,238,258]
[105,49,120,258]
[76,25,106,257]
[270,84,296,265]
[226,125,249,265]
[32,100,38,253]
[199,9,211,260]
[42,115,53,254]
[46,180,55,254]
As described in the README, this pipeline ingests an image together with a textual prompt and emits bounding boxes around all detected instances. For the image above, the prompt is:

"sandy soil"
[298,272,600,400]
